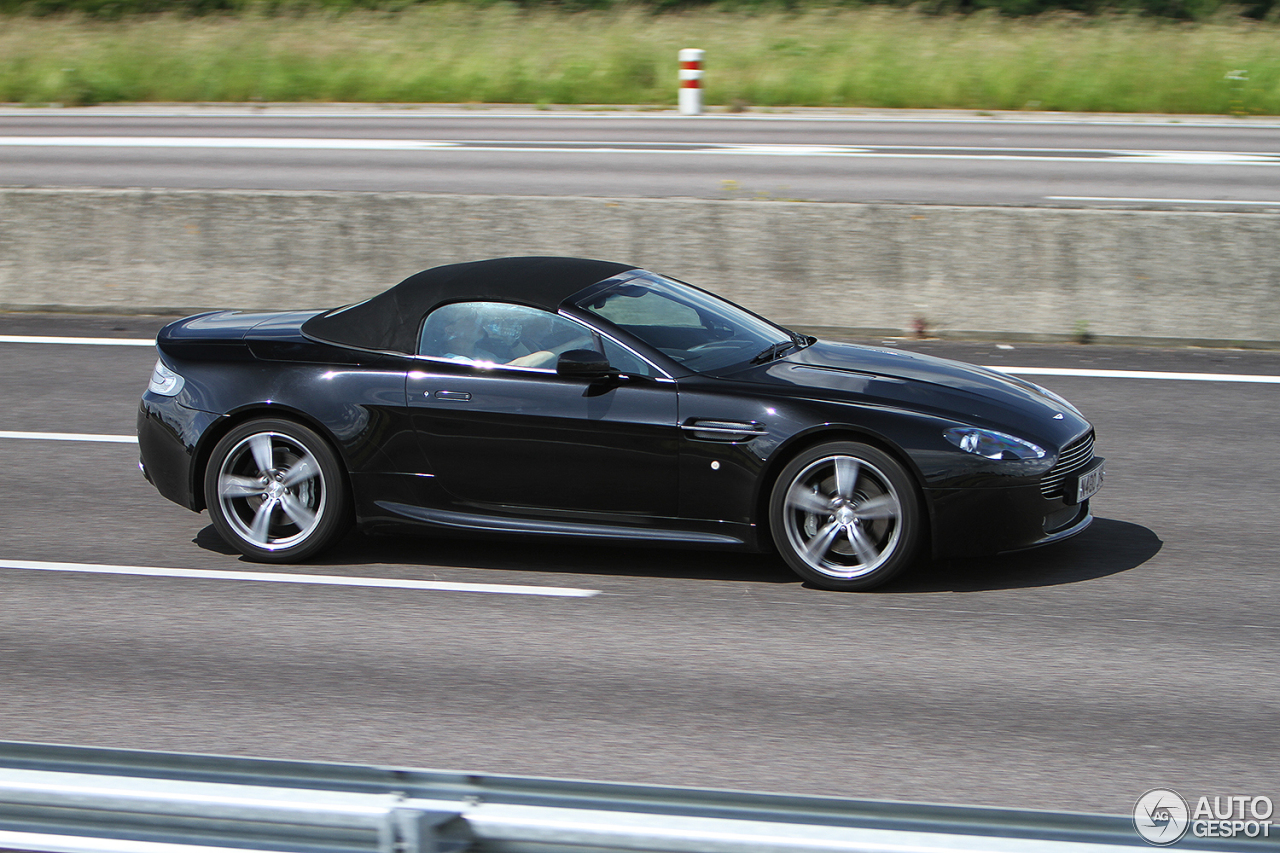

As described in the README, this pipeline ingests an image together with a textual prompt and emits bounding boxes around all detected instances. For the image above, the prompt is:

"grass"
[2,4,1279,113]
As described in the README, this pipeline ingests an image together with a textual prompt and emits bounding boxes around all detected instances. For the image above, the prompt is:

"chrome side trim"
[681,420,766,441]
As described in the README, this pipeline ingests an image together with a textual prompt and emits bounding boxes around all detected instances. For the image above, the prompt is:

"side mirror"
[556,349,616,379]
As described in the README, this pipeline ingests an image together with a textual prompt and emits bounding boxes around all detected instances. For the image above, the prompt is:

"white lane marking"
[3,107,1279,128]
[1049,195,1280,206]
[0,559,601,598]
[5,135,1280,165]
[7,335,1275,385]
[990,366,1280,383]
[0,362,1274,447]
[720,144,874,156]
[0,431,137,443]
[1120,150,1280,165]
[0,136,461,151]
[0,334,155,346]
[717,143,1280,162]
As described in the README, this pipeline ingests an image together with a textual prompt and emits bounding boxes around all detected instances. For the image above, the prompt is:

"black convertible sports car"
[138,256,1103,591]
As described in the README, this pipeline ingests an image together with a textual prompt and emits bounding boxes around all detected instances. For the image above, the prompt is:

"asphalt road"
[3,106,1280,207]
[1,313,1277,818]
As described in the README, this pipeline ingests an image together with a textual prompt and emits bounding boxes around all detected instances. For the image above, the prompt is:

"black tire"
[768,441,924,591]
[203,418,350,563]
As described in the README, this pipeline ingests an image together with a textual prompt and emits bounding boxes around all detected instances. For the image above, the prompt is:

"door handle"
[432,390,472,402]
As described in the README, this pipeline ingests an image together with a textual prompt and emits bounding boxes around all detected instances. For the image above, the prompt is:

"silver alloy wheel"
[781,454,903,579]
[216,431,326,550]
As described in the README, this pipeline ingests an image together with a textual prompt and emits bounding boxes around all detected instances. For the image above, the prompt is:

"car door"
[408,302,680,519]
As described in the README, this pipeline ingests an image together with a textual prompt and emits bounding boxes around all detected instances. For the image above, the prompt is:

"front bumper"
[926,481,1094,560]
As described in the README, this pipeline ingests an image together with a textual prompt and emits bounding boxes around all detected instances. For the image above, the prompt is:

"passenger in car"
[475,315,535,363]
[427,303,595,369]
[437,307,485,362]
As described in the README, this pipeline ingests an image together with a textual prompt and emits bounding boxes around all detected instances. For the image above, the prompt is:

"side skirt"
[372,501,756,549]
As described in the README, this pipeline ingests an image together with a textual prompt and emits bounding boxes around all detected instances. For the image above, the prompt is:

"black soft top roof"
[302,256,638,354]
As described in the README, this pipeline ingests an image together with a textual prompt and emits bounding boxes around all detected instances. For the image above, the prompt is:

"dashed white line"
[988,366,1280,384]
[1049,195,1280,205]
[0,335,154,346]
[1116,150,1280,165]
[0,559,601,598]
[3,358,1277,450]
[0,136,460,151]
[5,335,1279,384]
[0,431,137,443]
[4,136,1280,165]
[3,107,1278,128]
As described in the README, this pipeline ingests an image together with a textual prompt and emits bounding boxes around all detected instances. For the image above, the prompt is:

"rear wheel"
[203,418,350,562]
[769,441,923,591]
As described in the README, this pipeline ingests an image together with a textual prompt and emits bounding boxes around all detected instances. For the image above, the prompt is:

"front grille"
[1040,432,1095,500]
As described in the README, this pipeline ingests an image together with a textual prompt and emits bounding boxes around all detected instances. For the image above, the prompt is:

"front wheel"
[768,441,924,591]
[203,418,350,562]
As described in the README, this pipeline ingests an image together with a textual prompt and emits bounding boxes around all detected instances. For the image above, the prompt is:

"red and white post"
[678,48,704,116]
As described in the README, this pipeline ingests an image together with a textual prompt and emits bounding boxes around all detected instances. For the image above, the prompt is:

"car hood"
[741,340,1090,445]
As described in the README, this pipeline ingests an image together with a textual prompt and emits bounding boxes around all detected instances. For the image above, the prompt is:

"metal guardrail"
[0,741,1262,853]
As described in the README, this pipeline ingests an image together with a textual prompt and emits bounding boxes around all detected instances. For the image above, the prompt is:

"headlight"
[944,427,1045,461]
[147,359,185,397]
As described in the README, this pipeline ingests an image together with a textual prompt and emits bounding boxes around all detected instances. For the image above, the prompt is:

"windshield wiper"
[751,340,798,364]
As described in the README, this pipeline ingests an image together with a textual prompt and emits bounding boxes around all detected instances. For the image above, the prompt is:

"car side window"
[599,336,661,378]
[419,302,597,371]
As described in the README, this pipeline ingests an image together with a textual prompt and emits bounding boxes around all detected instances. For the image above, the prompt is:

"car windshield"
[572,272,803,373]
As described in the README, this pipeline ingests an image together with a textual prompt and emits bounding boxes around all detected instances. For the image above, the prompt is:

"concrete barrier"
[2,187,1277,347]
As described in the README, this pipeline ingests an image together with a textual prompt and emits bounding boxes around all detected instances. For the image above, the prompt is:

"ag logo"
[1134,788,1190,845]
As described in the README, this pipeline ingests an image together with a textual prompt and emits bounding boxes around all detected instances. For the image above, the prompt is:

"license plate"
[1070,458,1105,505]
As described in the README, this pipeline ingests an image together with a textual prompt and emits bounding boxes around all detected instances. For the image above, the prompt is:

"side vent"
[680,419,767,442]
